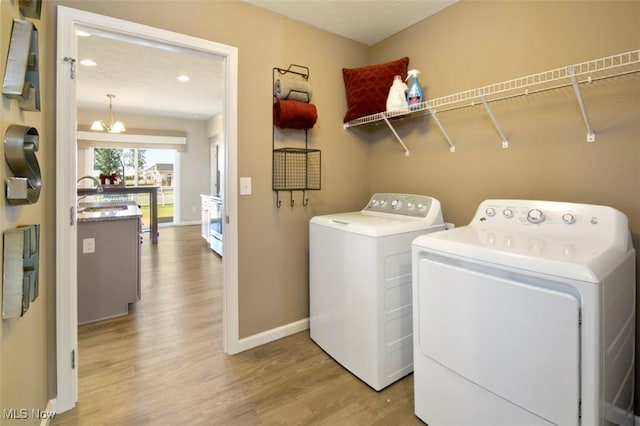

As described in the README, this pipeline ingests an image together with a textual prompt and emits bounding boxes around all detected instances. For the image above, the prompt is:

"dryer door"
[416,255,580,426]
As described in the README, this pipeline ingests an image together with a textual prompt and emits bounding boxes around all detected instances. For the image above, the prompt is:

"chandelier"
[90,94,126,133]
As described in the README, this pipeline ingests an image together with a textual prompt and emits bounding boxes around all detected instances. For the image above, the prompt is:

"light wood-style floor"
[52,225,422,425]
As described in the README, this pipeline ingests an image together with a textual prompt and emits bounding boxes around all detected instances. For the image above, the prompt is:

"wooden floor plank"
[52,225,422,425]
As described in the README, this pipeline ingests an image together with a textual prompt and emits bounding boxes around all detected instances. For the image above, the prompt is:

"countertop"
[78,200,142,223]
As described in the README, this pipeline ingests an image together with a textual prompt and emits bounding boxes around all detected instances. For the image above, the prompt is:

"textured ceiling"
[77,29,225,120]
[76,1,456,120]
[242,0,457,46]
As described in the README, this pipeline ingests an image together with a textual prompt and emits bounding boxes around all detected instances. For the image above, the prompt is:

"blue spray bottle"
[406,69,423,110]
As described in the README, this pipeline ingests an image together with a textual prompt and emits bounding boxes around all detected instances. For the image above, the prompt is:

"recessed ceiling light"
[176,75,190,82]
[76,30,91,37]
[80,59,97,67]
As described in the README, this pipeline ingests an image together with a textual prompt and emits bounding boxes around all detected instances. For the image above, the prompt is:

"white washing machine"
[412,199,636,426]
[310,193,446,391]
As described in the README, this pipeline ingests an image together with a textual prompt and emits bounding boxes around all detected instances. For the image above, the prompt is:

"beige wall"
[46,0,370,340]
[369,0,640,408]
[1,1,53,423]
[3,0,637,418]
[369,1,639,227]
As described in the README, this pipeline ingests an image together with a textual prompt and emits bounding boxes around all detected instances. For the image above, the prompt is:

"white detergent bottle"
[406,69,423,110]
[386,75,409,113]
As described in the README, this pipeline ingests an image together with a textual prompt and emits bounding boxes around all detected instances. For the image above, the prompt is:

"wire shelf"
[344,49,640,129]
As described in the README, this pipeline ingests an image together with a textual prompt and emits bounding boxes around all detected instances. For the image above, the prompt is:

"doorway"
[56,6,239,413]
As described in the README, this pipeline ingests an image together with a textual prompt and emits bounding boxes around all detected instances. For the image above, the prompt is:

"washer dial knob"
[417,203,426,212]
[503,208,514,218]
[406,202,415,210]
[562,213,576,224]
[527,209,545,224]
[485,207,496,217]
[391,199,402,210]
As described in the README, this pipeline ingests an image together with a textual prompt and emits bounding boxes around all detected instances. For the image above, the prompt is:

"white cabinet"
[201,195,222,256]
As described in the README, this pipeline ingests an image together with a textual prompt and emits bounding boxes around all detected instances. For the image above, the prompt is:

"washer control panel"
[473,199,628,241]
[364,193,436,218]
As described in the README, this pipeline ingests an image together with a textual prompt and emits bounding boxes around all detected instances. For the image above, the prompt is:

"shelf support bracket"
[424,103,456,152]
[381,116,410,156]
[568,66,596,142]
[478,92,509,148]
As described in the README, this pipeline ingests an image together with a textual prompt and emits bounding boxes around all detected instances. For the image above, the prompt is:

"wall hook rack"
[2,19,40,111]
[344,49,640,152]
[4,125,42,204]
[272,64,321,208]
[273,190,307,208]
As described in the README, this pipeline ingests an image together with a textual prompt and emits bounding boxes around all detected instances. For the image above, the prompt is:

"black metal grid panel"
[273,148,320,191]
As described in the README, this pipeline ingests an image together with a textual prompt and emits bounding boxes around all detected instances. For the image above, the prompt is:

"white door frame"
[55,6,240,413]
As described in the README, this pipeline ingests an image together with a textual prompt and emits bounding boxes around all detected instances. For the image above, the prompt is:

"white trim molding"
[236,318,309,353]
[39,399,56,426]
[56,5,239,412]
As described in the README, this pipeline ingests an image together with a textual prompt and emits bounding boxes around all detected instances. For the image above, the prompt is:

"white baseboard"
[236,318,309,353]
[40,399,56,426]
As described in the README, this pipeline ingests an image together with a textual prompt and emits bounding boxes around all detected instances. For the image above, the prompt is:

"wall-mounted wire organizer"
[344,49,640,155]
[273,64,321,208]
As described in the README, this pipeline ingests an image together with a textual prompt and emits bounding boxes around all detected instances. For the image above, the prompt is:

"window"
[82,147,177,225]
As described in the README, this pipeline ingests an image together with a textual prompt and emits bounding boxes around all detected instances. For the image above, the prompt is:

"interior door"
[416,255,581,425]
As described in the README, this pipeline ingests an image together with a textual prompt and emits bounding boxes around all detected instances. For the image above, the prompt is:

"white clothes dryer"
[310,193,446,391]
[412,199,636,426]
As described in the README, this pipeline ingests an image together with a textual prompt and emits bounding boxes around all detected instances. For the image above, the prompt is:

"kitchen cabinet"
[201,194,222,256]
[77,201,142,324]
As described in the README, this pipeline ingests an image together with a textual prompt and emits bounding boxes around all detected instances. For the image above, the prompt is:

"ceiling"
[243,0,456,46]
[76,1,456,121]
[77,29,225,120]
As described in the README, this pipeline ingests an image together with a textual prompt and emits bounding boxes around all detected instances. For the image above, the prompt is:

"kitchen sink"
[78,204,129,213]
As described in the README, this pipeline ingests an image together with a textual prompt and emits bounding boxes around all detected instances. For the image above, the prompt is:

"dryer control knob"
[485,207,496,217]
[562,213,575,224]
[371,199,379,207]
[527,209,545,224]
[391,199,402,210]
[417,203,426,211]
[406,202,415,210]
[503,208,514,218]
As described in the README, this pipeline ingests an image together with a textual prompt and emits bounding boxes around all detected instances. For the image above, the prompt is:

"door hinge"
[71,349,76,369]
[579,309,582,326]
[225,215,229,224]
[63,57,76,79]
[579,400,582,418]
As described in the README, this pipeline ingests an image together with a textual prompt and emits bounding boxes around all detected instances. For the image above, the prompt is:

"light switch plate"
[240,177,252,196]
[82,238,95,254]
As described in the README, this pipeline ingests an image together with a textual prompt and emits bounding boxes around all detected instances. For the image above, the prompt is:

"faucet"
[77,176,104,206]
[77,175,104,193]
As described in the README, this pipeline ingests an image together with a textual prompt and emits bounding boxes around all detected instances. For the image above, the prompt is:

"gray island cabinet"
[77,201,142,324]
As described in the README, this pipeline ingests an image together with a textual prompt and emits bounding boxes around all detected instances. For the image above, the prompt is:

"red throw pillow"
[342,57,409,123]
